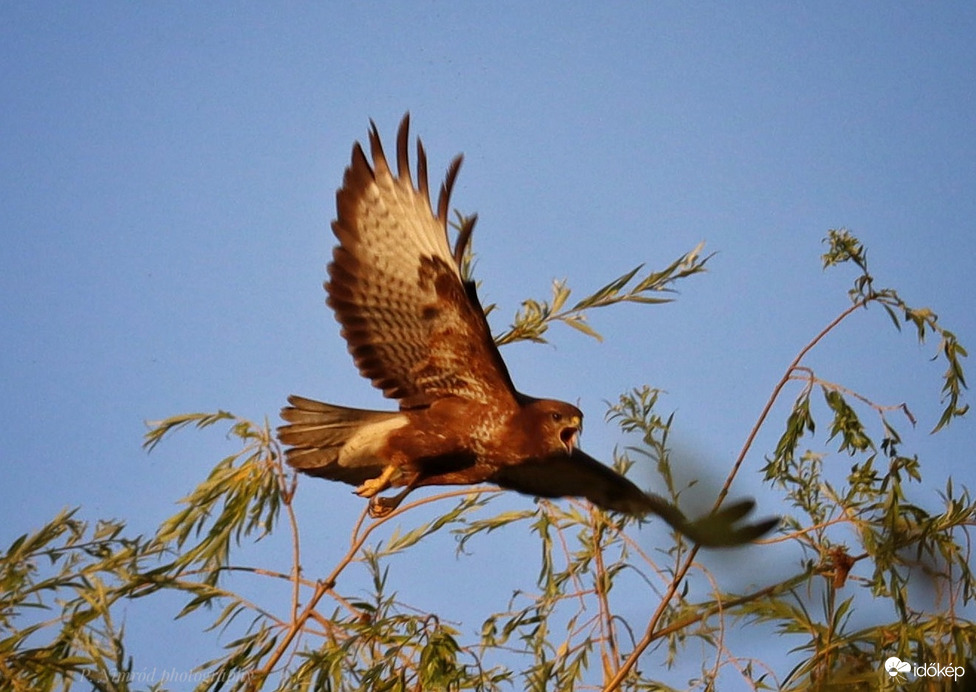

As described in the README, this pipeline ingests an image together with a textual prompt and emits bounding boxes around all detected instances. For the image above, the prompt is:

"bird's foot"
[354,465,397,499]
[367,487,414,518]
[368,495,399,518]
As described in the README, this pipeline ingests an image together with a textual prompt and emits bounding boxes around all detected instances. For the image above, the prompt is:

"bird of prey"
[278,115,776,547]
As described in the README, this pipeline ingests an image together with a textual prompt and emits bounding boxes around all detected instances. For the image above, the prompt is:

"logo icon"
[885,656,911,678]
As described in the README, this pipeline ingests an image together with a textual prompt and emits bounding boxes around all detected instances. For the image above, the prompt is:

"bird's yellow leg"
[354,465,398,498]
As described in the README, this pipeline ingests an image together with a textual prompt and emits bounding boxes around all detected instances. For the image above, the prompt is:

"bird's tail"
[277,395,399,484]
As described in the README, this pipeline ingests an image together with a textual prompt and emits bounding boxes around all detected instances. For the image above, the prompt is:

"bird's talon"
[368,496,398,518]
[354,478,386,499]
[354,465,398,498]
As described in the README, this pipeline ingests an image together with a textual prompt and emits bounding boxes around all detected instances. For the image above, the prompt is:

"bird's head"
[526,399,583,457]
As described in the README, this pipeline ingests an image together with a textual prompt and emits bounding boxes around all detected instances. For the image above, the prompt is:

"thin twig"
[249,486,496,687]
[602,299,869,691]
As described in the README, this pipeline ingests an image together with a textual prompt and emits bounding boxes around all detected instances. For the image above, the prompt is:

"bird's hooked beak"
[560,415,582,454]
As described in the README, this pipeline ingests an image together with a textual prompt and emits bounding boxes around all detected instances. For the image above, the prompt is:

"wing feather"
[327,114,517,409]
[492,449,780,546]
[491,449,655,516]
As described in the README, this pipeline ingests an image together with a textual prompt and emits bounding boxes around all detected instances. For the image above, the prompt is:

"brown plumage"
[278,115,777,546]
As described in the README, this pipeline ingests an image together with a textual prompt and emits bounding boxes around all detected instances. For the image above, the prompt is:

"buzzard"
[278,116,776,547]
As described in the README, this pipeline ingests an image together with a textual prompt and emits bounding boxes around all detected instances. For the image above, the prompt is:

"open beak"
[560,416,582,453]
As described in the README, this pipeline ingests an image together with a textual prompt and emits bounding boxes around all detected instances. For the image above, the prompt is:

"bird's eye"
[551,412,562,423]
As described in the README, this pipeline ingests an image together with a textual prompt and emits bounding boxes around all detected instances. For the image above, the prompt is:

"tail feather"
[278,394,399,484]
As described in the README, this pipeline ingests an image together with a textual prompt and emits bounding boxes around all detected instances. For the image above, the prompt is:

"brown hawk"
[278,115,776,546]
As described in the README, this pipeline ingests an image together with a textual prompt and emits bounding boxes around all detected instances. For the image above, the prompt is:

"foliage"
[1,228,973,691]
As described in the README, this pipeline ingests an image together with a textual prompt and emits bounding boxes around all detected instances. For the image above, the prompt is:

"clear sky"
[2,2,974,686]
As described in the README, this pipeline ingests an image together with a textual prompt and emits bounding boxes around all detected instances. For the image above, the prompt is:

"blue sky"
[2,3,974,686]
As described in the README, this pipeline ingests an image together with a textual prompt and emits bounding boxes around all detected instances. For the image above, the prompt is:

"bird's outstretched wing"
[491,449,779,547]
[327,114,517,410]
